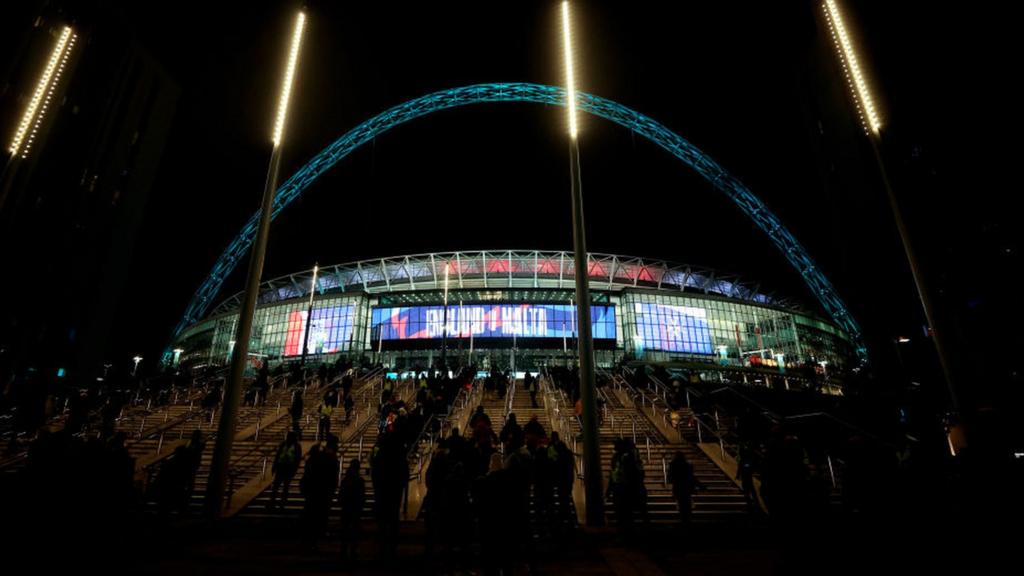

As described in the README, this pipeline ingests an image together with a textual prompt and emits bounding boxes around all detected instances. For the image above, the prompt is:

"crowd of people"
[422,404,575,574]
[8,353,1016,572]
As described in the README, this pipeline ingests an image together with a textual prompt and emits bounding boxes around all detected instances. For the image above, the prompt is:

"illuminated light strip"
[561,1,578,139]
[272,11,306,147]
[307,264,318,310]
[8,26,74,157]
[21,32,77,158]
[823,0,881,135]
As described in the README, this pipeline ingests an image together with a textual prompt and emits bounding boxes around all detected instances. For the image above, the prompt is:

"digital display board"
[283,305,355,356]
[371,304,616,341]
[634,303,713,354]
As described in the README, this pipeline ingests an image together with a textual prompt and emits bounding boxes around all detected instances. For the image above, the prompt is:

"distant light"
[57,367,65,378]
[822,1,881,135]
[561,1,578,139]
[897,337,911,343]
[8,26,76,158]
[272,12,306,147]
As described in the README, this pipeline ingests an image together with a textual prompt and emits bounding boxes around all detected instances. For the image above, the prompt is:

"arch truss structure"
[170,83,863,358]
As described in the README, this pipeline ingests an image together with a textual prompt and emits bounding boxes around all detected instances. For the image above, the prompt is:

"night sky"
[6,1,1016,396]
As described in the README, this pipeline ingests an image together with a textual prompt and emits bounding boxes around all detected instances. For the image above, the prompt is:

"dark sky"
[36,1,1013,382]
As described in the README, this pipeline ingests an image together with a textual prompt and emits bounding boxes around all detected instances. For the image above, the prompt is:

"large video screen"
[634,303,713,354]
[371,304,616,341]
[283,305,355,356]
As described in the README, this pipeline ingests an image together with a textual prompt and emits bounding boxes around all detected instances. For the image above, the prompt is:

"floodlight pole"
[569,138,603,526]
[562,1,603,527]
[870,135,959,415]
[821,0,960,418]
[206,12,305,519]
[300,264,318,366]
[440,264,449,374]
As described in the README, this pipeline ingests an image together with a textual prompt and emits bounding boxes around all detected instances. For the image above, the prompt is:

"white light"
[823,1,881,135]
[272,12,306,146]
[9,26,74,157]
[897,337,911,343]
[307,264,319,309]
[443,264,450,307]
[561,1,578,139]
[23,32,76,158]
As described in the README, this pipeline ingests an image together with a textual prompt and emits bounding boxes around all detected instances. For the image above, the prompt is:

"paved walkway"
[128,519,787,576]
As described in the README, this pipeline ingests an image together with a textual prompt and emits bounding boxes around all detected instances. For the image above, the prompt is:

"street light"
[132,355,143,377]
[207,10,307,519]
[440,262,450,372]
[300,264,319,365]
[822,0,880,136]
[8,26,77,158]
[821,1,961,427]
[561,0,604,527]
[1,25,78,214]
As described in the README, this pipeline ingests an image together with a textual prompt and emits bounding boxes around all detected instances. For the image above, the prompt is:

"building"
[172,250,856,386]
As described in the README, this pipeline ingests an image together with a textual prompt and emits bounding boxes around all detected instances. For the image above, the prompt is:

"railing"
[407,377,481,482]
[504,378,516,418]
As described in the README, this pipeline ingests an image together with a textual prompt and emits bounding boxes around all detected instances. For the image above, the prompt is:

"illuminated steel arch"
[170,83,863,356]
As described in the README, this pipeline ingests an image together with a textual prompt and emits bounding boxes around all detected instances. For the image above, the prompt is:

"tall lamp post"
[440,263,449,374]
[205,11,306,518]
[821,1,962,438]
[300,264,319,366]
[561,1,604,526]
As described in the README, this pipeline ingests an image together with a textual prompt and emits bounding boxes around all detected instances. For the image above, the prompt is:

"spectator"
[289,389,304,432]
[338,458,365,562]
[668,451,704,529]
[269,430,302,510]
[300,433,339,549]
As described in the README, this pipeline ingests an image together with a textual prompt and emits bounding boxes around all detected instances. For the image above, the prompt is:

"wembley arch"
[168,83,864,361]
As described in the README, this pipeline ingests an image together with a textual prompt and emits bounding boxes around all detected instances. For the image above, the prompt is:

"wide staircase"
[139,368,384,516]
[500,379,580,533]
[550,370,747,525]
[0,381,212,478]
[237,373,416,521]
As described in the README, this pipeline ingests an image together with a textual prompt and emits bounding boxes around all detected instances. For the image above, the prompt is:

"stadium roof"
[208,250,801,318]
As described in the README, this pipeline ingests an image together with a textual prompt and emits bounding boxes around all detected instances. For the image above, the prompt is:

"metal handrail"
[213,373,354,495]
[703,385,782,422]
[783,411,895,449]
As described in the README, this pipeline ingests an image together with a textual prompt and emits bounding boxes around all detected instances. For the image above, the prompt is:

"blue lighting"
[167,83,862,362]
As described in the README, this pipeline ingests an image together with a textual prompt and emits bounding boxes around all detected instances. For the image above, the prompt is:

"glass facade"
[207,295,368,364]
[186,288,852,372]
[619,291,853,370]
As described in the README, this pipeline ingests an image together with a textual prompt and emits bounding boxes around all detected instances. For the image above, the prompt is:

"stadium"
[171,249,856,386]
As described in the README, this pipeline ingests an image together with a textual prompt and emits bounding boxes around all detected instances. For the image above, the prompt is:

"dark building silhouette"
[0,2,179,383]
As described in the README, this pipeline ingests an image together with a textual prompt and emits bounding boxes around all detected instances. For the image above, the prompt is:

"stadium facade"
[172,250,855,377]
